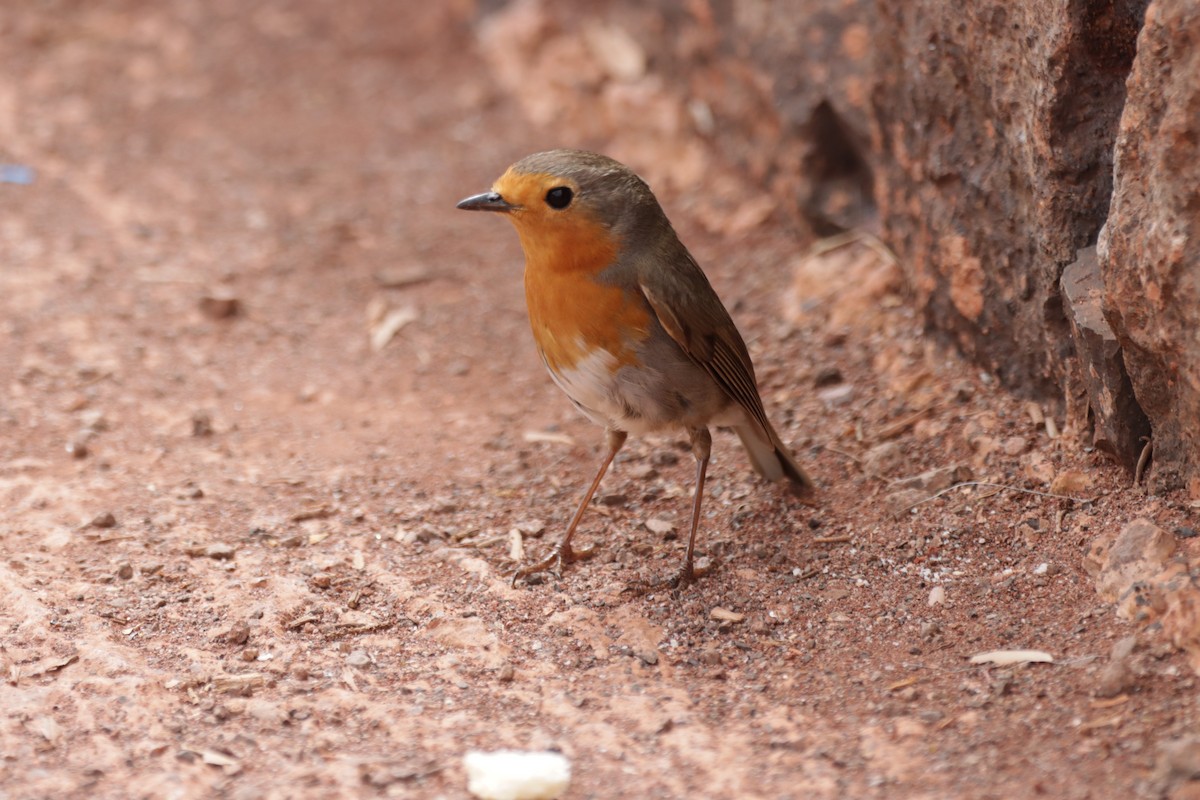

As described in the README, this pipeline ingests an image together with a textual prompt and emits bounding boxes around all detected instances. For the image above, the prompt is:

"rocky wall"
[1099,0,1200,494]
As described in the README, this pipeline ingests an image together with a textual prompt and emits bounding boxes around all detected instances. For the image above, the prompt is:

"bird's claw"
[511,542,595,587]
[623,563,699,596]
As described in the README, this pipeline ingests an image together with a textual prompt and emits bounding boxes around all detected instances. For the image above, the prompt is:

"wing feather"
[638,277,771,437]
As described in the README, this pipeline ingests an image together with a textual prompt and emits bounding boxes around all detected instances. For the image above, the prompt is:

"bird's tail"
[734,422,816,498]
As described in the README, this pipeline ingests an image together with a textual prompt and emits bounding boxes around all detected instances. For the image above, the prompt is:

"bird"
[457,149,815,589]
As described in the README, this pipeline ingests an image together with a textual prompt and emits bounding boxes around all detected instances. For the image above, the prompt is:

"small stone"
[205,543,236,560]
[1095,635,1137,698]
[813,366,844,388]
[927,585,946,606]
[225,620,251,645]
[817,383,854,406]
[514,519,546,536]
[1095,518,1175,602]
[346,650,371,667]
[116,562,134,580]
[598,493,627,507]
[66,436,89,459]
[191,411,214,437]
[199,291,241,319]
[1002,436,1028,456]
[635,649,659,666]
[1176,526,1199,539]
[1050,469,1094,494]
[240,648,259,662]
[645,517,675,535]
[90,512,118,529]
[497,663,515,682]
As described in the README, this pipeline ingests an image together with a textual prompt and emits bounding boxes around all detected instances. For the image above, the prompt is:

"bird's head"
[457,149,666,275]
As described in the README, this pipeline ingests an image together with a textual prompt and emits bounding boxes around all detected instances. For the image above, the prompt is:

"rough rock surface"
[869,0,1147,397]
[1100,0,1200,492]
[1061,247,1150,469]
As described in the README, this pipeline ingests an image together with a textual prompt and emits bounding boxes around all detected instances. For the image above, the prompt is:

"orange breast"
[514,216,650,373]
[525,268,651,374]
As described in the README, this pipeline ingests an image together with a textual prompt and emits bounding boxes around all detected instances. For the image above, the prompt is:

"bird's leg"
[512,428,627,586]
[674,426,712,589]
[623,426,712,595]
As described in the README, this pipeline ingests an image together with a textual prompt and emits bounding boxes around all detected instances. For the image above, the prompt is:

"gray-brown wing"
[637,262,774,439]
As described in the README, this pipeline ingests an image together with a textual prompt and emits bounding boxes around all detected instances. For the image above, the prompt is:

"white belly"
[541,344,741,436]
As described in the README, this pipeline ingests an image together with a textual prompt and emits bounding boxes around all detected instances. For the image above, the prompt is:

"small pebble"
[598,493,627,508]
[1002,436,1028,456]
[812,366,844,387]
[205,543,235,560]
[225,620,251,645]
[346,650,371,667]
[90,512,117,529]
[635,649,659,666]
[817,383,854,406]
[191,411,214,437]
[66,437,89,459]
[645,517,675,534]
[1096,635,1137,698]
[199,292,241,319]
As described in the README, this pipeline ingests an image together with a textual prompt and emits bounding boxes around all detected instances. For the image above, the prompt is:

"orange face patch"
[491,169,650,372]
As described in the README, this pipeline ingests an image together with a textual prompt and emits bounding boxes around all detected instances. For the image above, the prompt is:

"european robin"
[457,149,815,588]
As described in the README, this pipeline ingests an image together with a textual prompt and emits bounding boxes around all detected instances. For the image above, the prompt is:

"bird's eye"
[545,186,573,210]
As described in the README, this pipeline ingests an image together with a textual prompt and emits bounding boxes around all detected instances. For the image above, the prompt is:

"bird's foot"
[511,542,595,587]
[623,558,710,596]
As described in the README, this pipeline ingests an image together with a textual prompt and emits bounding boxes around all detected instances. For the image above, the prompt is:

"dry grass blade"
[902,481,1100,515]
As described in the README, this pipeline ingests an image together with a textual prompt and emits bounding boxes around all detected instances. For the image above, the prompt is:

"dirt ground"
[3,3,1199,799]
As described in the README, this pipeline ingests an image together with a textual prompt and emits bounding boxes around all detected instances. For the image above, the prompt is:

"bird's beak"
[456,191,516,213]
